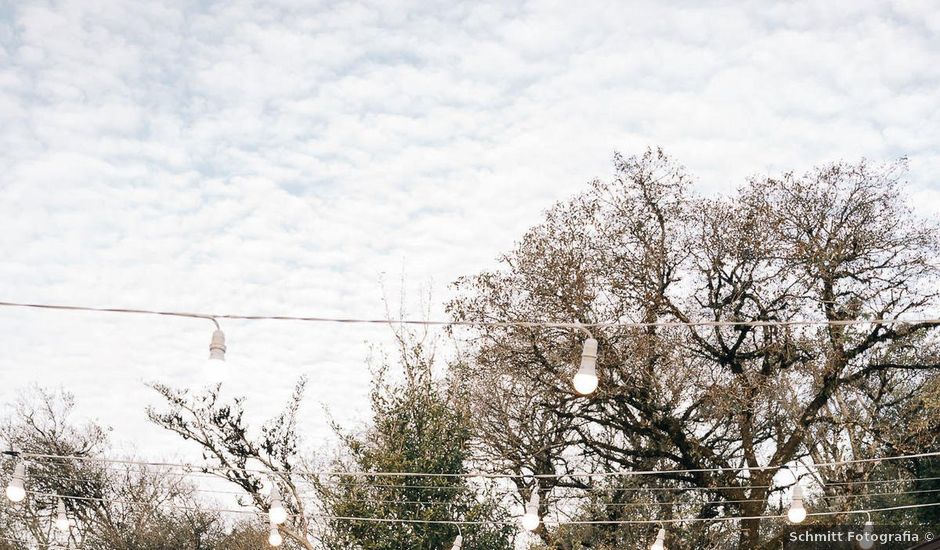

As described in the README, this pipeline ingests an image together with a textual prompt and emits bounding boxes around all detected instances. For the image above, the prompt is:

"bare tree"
[448,149,940,548]
[1,387,262,549]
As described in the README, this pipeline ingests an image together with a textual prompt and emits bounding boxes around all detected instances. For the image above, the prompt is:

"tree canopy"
[0,387,267,550]
[314,331,514,550]
[447,149,940,548]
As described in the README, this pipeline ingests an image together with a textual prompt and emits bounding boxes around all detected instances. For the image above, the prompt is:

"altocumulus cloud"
[1,0,939,459]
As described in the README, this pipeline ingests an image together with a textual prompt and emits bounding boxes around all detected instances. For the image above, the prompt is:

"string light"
[6,461,26,503]
[203,323,228,383]
[2,299,939,545]
[1,300,937,330]
[268,483,288,525]
[16,450,940,480]
[521,488,541,531]
[54,498,69,531]
[268,521,283,547]
[650,527,666,550]
[22,467,940,508]
[23,474,940,510]
[787,481,807,524]
[858,513,875,550]
[7,490,940,529]
[572,337,599,395]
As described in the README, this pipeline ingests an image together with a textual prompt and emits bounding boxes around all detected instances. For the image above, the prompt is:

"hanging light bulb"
[451,534,463,550]
[259,476,273,497]
[5,462,26,503]
[787,481,807,524]
[520,488,540,531]
[203,326,228,383]
[572,337,599,395]
[55,498,69,531]
[268,523,283,547]
[858,519,875,549]
[650,527,666,550]
[268,484,288,525]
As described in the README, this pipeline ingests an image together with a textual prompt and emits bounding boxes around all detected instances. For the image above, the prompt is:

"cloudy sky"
[1,0,939,464]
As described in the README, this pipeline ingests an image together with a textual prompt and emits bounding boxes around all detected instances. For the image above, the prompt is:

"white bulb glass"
[55,516,70,531]
[787,501,806,523]
[572,372,598,395]
[7,463,26,503]
[269,500,288,525]
[268,527,283,547]
[521,510,540,531]
[858,521,875,549]
[6,480,25,503]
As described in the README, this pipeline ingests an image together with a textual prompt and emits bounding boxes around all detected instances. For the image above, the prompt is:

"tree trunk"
[739,516,762,549]
[738,490,769,549]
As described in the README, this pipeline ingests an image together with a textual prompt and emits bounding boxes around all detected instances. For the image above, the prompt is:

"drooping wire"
[1,300,938,330]
[9,492,940,527]
[13,450,940,480]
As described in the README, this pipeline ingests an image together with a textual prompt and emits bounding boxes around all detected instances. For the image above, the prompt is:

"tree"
[448,149,940,548]
[147,325,516,550]
[146,380,314,549]
[312,329,515,550]
[0,387,262,550]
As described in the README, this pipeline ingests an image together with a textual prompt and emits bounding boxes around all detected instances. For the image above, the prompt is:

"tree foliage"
[4,150,938,550]
[312,331,515,550]
[447,149,940,548]
[0,387,266,550]
[146,380,313,549]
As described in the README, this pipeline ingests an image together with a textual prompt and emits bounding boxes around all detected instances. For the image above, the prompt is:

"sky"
[1,0,940,467]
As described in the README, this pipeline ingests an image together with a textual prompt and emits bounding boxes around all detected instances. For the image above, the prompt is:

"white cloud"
[1,0,939,464]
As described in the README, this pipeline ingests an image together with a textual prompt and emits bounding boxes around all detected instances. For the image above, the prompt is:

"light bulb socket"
[527,488,540,509]
[651,528,666,550]
[580,338,598,366]
[55,499,69,531]
[208,329,226,360]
